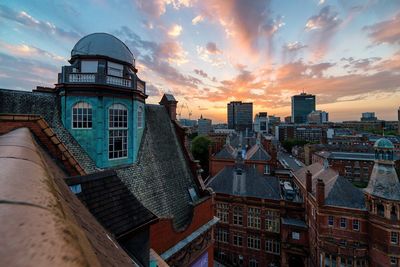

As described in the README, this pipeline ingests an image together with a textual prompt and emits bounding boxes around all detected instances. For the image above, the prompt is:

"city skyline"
[0,0,399,122]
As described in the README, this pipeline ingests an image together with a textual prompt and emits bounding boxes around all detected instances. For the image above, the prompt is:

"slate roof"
[214,144,236,159]
[163,93,177,102]
[0,88,203,230]
[364,162,400,201]
[294,163,366,209]
[246,143,271,161]
[316,151,374,161]
[65,170,156,237]
[207,165,281,200]
[117,105,200,229]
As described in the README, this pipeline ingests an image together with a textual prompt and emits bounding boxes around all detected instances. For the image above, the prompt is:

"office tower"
[291,93,316,123]
[361,112,377,122]
[227,101,253,131]
[198,115,212,135]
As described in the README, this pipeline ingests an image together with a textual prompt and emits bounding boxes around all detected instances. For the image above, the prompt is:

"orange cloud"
[364,12,400,45]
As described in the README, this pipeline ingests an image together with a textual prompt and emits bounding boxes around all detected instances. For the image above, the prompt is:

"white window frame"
[233,206,243,226]
[108,103,128,160]
[107,61,123,77]
[247,207,261,229]
[138,106,143,128]
[216,203,229,223]
[391,232,398,244]
[328,216,334,227]
[72,101,92,129]
[292,232,300,240]
[216,228,229,243]
[264,164,270,174]
[265,239,280,255]
[353,219,360,231]
[340,217,347,229]
[266,210,280,233]
[249,259,258,267]
[233,233,243,247]
[247,235,260,250]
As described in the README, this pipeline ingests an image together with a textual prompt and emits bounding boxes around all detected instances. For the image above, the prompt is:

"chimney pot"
[306,170,312,193]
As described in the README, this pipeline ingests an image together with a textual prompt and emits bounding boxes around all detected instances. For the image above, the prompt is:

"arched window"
[72,102,92,129]
[108,104,128,159]
[377,203,385,217]
[138,106,143,128]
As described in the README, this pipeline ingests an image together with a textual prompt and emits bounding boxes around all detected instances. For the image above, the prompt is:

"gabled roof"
[214,144,236,159]
[65,170,156,237]
[294,163,366,209]
[246,143,271,161]
[207,165,281,200]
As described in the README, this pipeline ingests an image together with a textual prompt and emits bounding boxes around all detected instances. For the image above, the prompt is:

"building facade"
[307,110,328,124]
[253,112,269,135]
[198,115,212,136]
[228,101,253,132]
[0,33,216,267]
[291,93,316,124]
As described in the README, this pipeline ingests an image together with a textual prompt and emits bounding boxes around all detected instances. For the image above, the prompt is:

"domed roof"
[71,33,134,64]
[374,138,394,149]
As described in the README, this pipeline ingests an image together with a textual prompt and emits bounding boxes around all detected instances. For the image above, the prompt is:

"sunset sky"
[0,0,399,122]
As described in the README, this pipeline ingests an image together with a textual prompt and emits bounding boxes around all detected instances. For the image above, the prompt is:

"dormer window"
[81,60,98,73]
[108,104,128,159]
[72,102,92,129]
[108,62,123,77]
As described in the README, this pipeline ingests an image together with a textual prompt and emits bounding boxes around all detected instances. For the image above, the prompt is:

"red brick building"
[209,134,277,177]
[312,151,375,185]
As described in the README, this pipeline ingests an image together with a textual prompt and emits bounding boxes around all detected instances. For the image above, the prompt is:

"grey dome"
[71,33,134,64]
[374,138,394,149]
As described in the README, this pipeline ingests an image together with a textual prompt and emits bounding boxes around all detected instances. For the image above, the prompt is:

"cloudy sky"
[0,0,399,122]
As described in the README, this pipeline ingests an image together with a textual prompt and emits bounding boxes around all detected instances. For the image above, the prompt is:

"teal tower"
[57,33,147,168]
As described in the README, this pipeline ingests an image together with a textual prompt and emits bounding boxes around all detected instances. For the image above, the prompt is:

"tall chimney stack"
[306,170,312,193]
[159,94,178,121]
[316,178,325,206]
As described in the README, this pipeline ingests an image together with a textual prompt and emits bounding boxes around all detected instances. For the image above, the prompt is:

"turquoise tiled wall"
[61,94,144,168]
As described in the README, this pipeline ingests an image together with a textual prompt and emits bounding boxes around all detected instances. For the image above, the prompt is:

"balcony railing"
[106,75,131,87]
[61,67,145,94]
[69,73,96,83]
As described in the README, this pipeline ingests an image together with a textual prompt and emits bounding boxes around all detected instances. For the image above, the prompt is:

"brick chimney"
[306,170,312,193]
[159,93,178,121]
[316,178,325,206]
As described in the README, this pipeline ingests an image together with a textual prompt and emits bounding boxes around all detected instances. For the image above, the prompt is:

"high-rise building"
[361,112,377,121]
[198,115,212,135]
[291,93,316,123]
[253,112,269,134]
[227,101,253,131]
[308,110,329,124]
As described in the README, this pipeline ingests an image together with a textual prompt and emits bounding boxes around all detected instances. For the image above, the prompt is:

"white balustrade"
[69,73,96,83]
[106,76,131,87]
